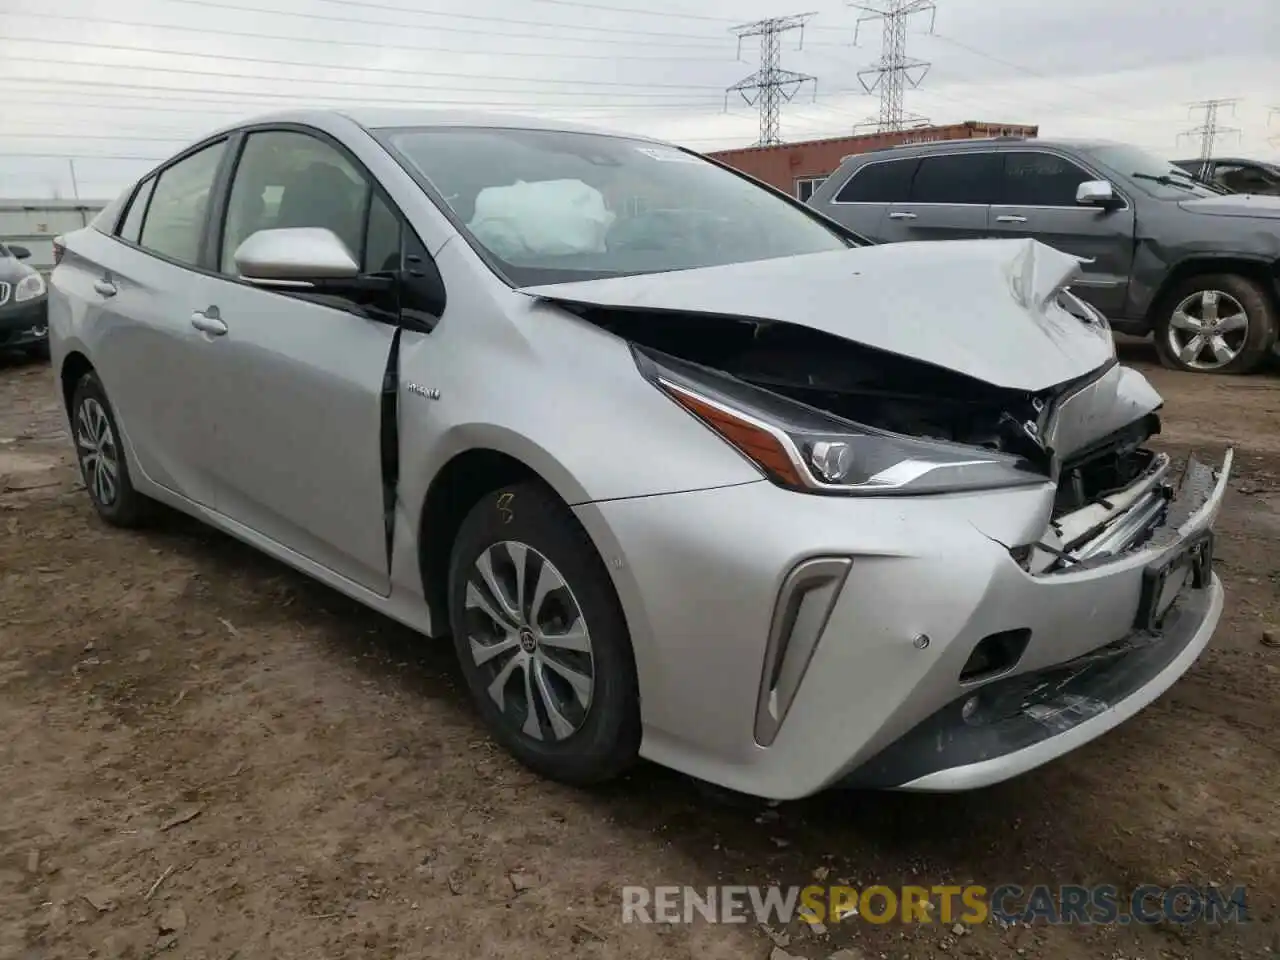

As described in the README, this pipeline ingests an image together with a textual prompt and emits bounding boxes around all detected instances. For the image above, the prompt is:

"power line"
[41,0,730,48]
[849,0,936,132]
[1179,98,1241,160]
[1,57,726,101]
[4,12,730,63]
[727,14,819,146]
[3,38,727,92]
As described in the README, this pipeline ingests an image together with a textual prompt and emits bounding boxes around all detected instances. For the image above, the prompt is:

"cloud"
[1,0,1277,198]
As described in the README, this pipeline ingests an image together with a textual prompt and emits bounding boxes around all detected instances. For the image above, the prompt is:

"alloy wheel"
[463,541,595,742]
[1165,289,1250,371]
[75,397,120,507]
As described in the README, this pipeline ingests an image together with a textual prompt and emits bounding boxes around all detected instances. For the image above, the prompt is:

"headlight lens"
[638,349,1046,496]
[14,271,46,303]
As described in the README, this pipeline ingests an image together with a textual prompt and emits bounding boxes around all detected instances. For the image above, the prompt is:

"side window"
[909,153,1001,205]
[1001,152,1094,207]
[833,158,919,203]
[220,130,371,274]
[795,177,826,202]
[138,140,227,266]
[363,191,402,274]
[118,177,156,244]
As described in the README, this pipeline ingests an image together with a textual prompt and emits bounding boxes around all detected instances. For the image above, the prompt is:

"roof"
[200,107,666,144]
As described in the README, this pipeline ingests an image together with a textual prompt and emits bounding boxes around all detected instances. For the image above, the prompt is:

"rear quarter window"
[833,157,919,203]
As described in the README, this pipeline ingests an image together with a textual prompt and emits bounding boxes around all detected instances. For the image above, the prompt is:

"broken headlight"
[638,349,1045,495]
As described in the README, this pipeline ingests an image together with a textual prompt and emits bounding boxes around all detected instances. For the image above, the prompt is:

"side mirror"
[234,227,359,287]
[8,244,31,260]
[1076,180,1115,208]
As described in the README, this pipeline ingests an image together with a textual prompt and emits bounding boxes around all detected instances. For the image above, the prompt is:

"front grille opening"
[960,629,1031,684]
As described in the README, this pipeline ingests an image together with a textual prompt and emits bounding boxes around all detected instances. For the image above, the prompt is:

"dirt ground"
[1,340,1278,960]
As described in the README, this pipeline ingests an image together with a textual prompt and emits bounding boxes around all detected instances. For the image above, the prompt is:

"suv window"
[834,157,919,203]
[119,177,156,244]
[1000,151,1094,207]
[909,152,1001,205]
[138,140,227,266]
[220,129,395,274]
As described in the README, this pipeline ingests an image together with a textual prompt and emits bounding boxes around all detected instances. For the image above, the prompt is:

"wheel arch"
[414,432,597,629]
[1145,254,1280,324]
[59,349,95,417]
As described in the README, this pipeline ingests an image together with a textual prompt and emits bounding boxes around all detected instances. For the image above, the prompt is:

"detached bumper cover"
[576,447,1231,800]
[845,451,1231,791]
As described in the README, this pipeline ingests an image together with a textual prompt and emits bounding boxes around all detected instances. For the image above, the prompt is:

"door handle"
[93,277,117,298]
[191,307,227,337]
[887,211,918,220]
[995,215,1028,224]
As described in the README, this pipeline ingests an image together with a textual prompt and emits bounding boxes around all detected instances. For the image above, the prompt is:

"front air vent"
[754,557,851,747]
[959,629,1031,684]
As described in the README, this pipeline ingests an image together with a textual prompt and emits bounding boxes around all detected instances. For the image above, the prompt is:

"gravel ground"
[1,341,1277,960]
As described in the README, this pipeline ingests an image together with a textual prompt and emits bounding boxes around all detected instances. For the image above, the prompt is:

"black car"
[809,138,1280,375]
[0,241,49,358]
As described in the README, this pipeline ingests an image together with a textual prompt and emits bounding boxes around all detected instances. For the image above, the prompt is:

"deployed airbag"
[467,179,615,258]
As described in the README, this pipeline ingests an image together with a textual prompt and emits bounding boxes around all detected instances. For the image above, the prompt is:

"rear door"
[987,149,1135,317]
[73,139,230,506]
[815,156,919,242]
[882,151,1000,243]
[198,126,404,594]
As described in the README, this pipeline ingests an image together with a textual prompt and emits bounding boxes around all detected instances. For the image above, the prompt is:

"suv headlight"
[14,271,46,303]
[637,349,1045,496]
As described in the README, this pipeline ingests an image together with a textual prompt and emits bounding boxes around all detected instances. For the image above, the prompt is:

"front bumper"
[0,295,49,348]
[574,448,1231,800]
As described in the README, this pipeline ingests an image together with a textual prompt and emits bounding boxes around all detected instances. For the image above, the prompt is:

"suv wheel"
[446,480,641,786]
[1154,273,1276,374]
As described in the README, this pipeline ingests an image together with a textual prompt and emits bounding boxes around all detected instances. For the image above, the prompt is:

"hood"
[520,238,1113,392]
[1178,193,1280,220]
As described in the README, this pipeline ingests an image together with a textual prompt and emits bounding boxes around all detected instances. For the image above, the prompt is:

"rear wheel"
[70,371,152,528]
[1153,273,1276,374]
[447,481,641,786]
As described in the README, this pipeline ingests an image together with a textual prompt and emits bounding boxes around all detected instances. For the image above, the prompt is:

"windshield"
[1080,144,1218,199]
[381,126,858,286]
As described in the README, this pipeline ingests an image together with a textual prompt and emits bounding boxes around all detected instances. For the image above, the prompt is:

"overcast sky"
[2,0,1278,199]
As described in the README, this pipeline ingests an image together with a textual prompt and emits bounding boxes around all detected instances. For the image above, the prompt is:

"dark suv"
[809,138,1280,375]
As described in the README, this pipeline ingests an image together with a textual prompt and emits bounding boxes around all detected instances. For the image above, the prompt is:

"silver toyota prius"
[48,109,1230,800]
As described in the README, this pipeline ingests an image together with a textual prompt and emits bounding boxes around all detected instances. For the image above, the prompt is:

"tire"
[446,480,641,786]
[69,371,152,528]
[1153,273,1276,375]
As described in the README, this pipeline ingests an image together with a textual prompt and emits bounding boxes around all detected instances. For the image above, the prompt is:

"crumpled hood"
[1178,193,1280,220]
[520,238,1113,392]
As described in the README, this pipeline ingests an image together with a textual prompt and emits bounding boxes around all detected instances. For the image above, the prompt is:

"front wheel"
[447,481,641,786]
[1154,273,1276,374]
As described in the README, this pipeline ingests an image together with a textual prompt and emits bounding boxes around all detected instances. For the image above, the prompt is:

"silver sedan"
[48,109,1230,800]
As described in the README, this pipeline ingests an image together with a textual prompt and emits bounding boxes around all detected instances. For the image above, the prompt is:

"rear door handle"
[191,306,227,337]
[995,214,1028,224]
[93,278,117,298]
[887,211,918,220]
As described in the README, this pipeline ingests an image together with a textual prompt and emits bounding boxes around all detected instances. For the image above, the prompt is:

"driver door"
[199,128,403,594]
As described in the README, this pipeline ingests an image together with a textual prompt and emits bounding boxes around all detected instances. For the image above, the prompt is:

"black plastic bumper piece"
[839,583,1215,789]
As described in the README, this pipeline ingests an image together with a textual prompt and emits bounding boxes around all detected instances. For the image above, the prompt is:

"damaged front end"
[525,238,1217,576]
[542,292,1164,512]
